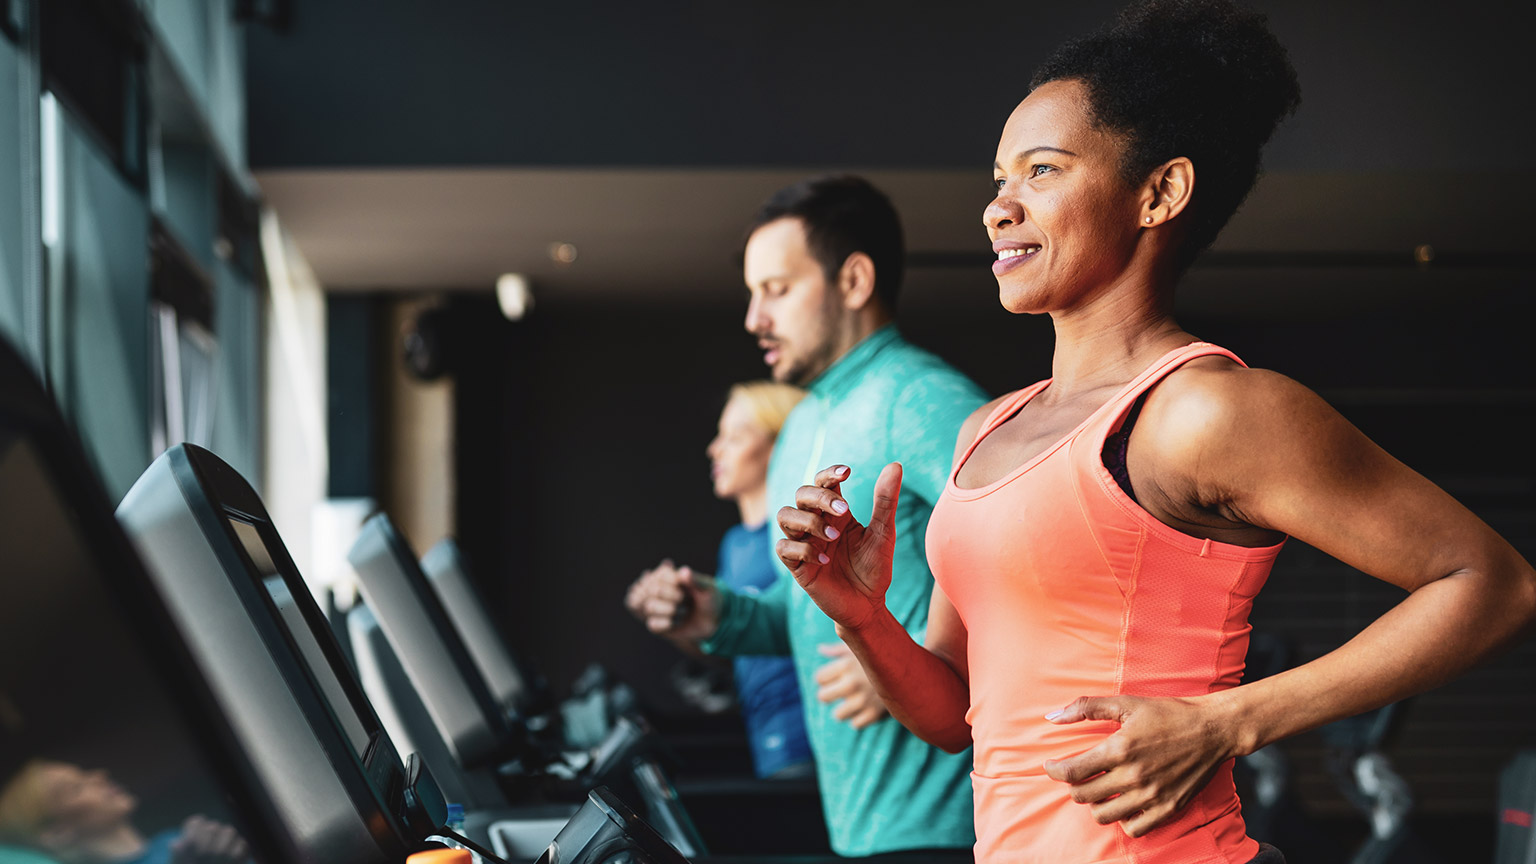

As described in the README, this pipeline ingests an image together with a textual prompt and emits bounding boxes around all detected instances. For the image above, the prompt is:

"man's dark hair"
[1031,0,1301,270]
[745,175,905,309]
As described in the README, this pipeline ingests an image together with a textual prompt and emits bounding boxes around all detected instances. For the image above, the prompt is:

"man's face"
[742,218,842,385]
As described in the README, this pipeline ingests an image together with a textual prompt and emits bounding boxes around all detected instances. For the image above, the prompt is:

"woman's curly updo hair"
[1031,0,1301,269]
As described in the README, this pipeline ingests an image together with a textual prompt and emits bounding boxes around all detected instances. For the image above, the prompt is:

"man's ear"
[837,252,878,311]
[1139,156,1194,228]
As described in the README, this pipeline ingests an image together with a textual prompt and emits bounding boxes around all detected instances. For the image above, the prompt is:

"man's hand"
[170,815,250,864]
[814,642,889,729]
[776,463,902,632]
[1041,694,1241,837]
[624,559,722,643]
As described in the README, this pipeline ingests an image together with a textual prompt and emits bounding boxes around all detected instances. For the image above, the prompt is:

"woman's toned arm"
[832,567,973,752]
[1044,363,1536,836]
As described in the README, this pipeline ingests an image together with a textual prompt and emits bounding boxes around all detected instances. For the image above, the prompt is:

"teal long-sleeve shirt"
[703,326,986,856]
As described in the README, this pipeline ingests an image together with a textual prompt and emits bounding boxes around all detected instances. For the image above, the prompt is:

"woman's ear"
[1140,157,1195,228]
[837,252,878,311]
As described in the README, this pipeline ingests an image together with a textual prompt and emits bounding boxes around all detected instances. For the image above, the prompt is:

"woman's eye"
[993,177,1007,191]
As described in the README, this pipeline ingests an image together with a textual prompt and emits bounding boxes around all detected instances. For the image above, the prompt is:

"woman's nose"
[984,195,1022,231]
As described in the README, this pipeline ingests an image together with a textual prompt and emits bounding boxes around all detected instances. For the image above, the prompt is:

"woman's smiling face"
[984,78,1148,316]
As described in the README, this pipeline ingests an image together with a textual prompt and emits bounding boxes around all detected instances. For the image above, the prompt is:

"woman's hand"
[1041,693,1241,837]
[776,463,902,632]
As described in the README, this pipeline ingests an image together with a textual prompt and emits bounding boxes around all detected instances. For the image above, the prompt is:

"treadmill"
[116,443,455,861]
[420,537,549,719]
[348,513,706,859]
[420,538,633,754]
[116,440,724,863]
[415,538,828,856]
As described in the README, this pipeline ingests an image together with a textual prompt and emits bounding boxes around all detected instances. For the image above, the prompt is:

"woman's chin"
[997,287,1050,316]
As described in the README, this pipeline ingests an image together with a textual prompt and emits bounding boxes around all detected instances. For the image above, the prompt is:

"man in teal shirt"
[628,176,985,856]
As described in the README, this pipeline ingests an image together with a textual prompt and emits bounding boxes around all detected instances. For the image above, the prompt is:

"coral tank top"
[927,343,1285,864]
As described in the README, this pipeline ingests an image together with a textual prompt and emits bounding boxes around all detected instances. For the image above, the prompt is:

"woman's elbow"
[1512,562,1536,630]
[1470,555,1536,645]
[1486,544,1536,621]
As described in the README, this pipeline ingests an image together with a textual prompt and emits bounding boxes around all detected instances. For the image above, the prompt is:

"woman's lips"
[992,244,1042,276]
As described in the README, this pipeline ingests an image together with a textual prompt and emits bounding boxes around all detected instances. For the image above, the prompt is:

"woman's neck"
[1045,273,1189,398]
[736,487,768,528]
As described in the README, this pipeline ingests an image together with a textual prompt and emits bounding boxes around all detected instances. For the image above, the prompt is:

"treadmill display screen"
[0,436,267,863]
[228,517,373,759]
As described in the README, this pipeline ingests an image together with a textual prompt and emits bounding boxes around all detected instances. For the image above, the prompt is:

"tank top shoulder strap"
[1089,342,1249,444]
[970,380,1052,448]
[946,382,1052,492]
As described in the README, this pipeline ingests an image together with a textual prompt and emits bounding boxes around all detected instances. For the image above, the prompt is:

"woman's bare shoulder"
[1142,359,1331,444]
[1136,357,1361,498]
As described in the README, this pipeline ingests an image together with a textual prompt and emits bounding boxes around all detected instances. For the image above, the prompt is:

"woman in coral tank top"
[773,2,1536,862]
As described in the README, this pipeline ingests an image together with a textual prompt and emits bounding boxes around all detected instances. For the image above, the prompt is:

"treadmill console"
[536,787,689,864]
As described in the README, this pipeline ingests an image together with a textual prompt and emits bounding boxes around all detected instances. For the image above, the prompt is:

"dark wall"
[326,295,380,497]
[453,297,765,716]
[451,265,1535,816]
[247,1,1533,172]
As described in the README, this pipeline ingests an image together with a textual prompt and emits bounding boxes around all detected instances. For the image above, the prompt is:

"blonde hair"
[727,381,806,437]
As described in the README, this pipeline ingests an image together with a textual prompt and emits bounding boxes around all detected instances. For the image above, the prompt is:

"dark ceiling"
[246,0,1535,173]
[245,1,1534,307]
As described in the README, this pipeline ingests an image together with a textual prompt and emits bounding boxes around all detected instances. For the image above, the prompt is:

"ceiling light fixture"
[496,273,534,321]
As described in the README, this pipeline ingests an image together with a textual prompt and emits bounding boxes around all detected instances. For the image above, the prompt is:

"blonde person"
[627,382,815,779]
